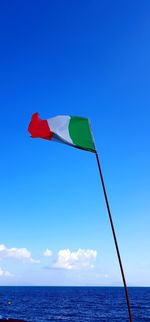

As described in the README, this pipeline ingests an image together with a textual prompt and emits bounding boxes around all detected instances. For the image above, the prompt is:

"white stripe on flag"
[47,115,73,145]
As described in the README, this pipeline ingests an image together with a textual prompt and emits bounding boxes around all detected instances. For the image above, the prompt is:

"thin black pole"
[95,151,132,322]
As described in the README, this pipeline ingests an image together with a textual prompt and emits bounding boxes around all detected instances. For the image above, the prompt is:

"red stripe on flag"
[28,113,53,140]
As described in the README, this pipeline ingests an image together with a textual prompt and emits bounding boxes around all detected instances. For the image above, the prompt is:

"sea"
[0,287,149,321]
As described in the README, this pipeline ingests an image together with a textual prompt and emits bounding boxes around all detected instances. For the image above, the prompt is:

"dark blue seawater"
[0,287,149,321]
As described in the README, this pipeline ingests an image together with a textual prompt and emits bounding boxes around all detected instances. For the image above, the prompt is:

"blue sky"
[0,0,150,286]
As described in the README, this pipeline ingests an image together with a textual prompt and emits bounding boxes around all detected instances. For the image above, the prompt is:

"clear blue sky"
[0,0,150,286]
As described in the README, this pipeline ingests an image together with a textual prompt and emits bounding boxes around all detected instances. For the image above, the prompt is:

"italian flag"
[28,113,96,153]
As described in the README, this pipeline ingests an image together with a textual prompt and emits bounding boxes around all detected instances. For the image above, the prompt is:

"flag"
[28,113,96,152]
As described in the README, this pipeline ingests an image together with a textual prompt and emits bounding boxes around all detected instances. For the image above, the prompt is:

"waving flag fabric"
[28,113,96,152]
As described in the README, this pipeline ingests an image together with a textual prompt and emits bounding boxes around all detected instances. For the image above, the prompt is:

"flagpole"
[95,151,132,322]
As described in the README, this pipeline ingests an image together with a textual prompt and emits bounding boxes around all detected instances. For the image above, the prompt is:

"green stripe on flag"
[69,116,96,152]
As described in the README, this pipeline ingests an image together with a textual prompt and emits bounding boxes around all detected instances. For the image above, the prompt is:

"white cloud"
[0,244,39,263]
[53,248,97,270]
[0,267,13,277]
[43,249,53,257]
